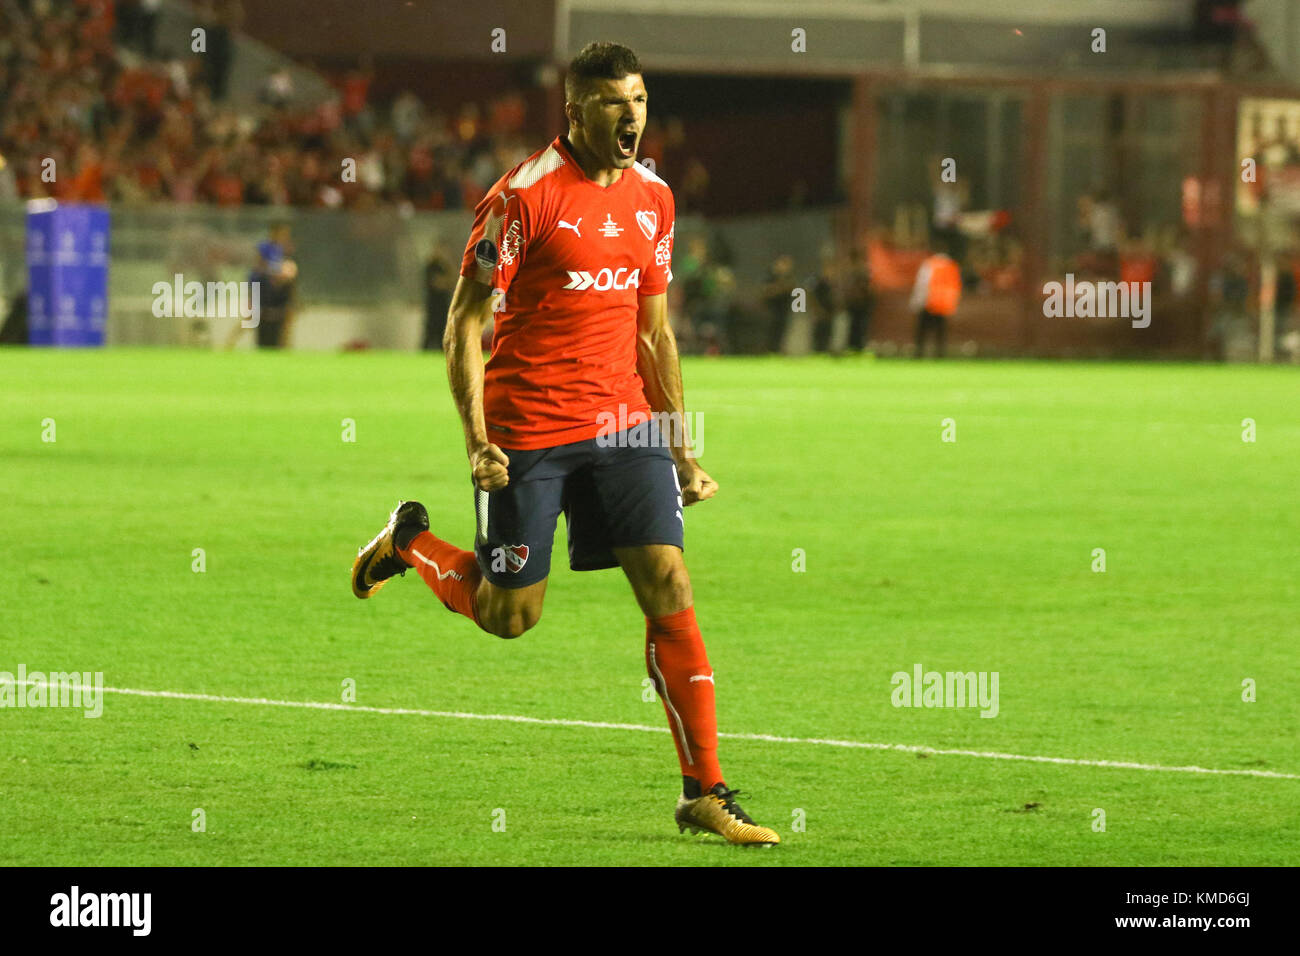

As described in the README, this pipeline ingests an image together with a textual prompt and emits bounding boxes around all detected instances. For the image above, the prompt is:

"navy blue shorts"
[474,421,685,588]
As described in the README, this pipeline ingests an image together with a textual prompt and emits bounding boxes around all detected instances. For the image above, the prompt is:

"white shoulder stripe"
[508,146,564,190]
[631,160,667,187]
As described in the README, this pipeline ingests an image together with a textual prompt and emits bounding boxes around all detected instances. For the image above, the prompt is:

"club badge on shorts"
[502,543,529,573]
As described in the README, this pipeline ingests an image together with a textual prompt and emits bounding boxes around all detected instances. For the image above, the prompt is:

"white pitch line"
[5,680,1299,780]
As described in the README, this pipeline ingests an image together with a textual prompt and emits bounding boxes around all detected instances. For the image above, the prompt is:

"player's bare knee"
[483,601,541,639]
[506,605,542,638]
[651,564,693,614]
[483,609,521,639]
[494,617,527,639]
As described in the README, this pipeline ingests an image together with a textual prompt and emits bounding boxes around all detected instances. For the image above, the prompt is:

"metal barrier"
[0,202,841,351]
[1,203,473,349]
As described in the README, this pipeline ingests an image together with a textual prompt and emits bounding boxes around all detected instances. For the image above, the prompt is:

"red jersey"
[459,135,675,450]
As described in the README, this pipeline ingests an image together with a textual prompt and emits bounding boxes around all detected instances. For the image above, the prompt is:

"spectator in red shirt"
[66,143,106,202]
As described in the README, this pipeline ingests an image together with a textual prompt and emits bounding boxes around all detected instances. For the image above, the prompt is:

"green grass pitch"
[1,347,1297,866]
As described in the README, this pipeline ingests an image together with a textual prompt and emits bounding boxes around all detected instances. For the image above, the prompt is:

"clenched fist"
[470,443,510,492]
[677,459,718,506]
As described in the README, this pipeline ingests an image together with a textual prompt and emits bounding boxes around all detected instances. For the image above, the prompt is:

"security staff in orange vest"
[910,239,962,358]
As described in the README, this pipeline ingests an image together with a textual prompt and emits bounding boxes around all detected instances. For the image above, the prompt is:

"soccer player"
[351,42,778,847]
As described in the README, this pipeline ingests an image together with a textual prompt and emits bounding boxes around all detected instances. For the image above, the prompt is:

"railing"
[0,201,841,350]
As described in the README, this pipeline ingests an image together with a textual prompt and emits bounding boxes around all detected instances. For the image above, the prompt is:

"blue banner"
[26,203,110,347]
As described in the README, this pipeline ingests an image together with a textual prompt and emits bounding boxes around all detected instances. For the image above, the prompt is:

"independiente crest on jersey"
[635,209,657,241]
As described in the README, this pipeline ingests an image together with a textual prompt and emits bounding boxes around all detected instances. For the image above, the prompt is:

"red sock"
[399,531,482,627]
[645,606,723,791]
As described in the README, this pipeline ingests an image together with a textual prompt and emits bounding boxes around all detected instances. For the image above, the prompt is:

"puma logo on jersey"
[563,267,641,291]
[557,218,582,237]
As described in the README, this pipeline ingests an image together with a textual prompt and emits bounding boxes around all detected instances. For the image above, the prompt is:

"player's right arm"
[444,276,510,491]
[450,183,530,491]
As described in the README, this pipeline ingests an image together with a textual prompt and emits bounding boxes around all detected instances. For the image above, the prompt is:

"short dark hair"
[565,42,642,102]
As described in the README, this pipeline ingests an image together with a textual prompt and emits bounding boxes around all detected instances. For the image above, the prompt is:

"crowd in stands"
[4,2,1291,358]
[0,0,543,210]
[0,0,715,215]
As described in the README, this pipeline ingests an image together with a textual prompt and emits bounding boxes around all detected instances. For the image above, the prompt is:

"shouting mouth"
[617,129,638,159]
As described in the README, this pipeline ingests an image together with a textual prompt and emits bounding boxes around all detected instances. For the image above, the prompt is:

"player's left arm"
[635,291,717,505]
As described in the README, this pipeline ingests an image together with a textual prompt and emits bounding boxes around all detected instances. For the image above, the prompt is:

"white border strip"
[647,642,694,765]
[5,680,1298,780]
